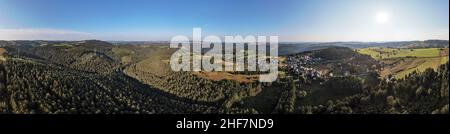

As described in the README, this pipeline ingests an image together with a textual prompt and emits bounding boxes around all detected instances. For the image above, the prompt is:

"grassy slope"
[395,57,441,79]
[357,47,448,79]
[52,43,73,47]
[358,47,440,60]
[0,48,6,61]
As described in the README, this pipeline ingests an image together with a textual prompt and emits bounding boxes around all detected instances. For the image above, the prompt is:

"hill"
[0,58,220,114]
[286,46,381,77]
[357,47,448,79]
[0,40,447,114]
[278,40,449,56]
[1,40,121,74]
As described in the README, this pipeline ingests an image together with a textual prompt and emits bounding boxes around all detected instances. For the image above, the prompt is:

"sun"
[375,11,390,24]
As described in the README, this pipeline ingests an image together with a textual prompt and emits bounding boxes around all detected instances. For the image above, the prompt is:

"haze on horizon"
[0,0,448,42]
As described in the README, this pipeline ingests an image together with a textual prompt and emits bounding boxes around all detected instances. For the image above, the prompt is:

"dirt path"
[0,48,6,61]
[440,48,449,56]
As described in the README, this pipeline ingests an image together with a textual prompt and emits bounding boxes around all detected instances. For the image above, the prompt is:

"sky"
[0,0,448,42]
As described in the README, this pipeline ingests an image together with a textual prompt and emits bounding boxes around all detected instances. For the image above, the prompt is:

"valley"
[0,40,448,114]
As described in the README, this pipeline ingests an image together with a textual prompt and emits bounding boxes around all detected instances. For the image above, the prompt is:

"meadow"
[357,47,448,79]
[357,47,441,60]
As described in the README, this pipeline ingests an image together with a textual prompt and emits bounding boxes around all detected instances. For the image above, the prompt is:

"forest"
[0,40,448,114]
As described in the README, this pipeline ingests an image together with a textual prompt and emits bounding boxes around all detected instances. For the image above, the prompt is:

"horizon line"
[1,39,449,44]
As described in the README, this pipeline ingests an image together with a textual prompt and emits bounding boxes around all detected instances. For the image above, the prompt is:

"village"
[282,51,377,80]
[283,54,326,79]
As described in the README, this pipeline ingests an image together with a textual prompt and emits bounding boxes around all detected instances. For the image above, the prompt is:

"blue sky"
[0,0,448,41]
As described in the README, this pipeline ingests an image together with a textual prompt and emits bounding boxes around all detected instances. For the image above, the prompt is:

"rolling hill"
[0,40,448,114]
[357,47,449,79]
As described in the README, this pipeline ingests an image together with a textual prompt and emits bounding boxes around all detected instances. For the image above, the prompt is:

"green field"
[395,57,441,79]
[52,43,73,48]
[357,47,441,60]
[357,47,448,79]
[441,56,449,64]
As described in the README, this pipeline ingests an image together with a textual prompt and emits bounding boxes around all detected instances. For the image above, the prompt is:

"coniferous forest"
[0,40,448,114]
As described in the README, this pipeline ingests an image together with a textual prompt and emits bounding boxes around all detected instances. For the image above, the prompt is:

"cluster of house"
[284,55,324,79]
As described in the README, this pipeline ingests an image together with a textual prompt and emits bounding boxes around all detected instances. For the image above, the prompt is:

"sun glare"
[375,11,390,24]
